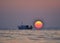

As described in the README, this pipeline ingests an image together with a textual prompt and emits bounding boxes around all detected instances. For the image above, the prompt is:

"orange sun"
[34,20,43,29]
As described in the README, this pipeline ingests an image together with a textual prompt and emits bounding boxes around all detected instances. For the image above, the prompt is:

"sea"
[0,30,60,43]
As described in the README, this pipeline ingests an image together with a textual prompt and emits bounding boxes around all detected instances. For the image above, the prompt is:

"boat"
[18,25,33,30]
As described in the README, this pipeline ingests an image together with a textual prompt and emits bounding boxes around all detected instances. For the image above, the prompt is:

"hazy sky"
[0,0,60,29]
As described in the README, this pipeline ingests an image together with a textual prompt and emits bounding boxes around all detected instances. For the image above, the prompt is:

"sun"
[34,20,43,29]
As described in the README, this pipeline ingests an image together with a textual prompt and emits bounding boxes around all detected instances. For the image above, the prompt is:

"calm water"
[0,30,60,43]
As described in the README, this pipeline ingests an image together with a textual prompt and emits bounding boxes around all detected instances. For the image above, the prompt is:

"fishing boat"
[18,25,33,30]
